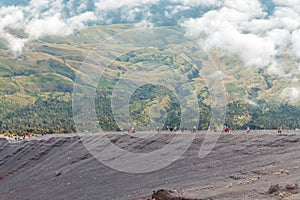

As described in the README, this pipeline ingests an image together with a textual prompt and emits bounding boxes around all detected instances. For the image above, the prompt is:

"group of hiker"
[115,124,285,134]
[156,126,191,133]
[159,124,284,134]
[128,127,136,133]
[1,132,34,141]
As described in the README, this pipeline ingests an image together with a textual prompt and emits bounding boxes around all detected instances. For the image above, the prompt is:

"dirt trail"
[1,131,300,200]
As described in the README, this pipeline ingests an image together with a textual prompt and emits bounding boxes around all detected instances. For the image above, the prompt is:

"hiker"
[173,126,177,132]
[213,126,217,132]
[246,126,250,133]
[192,126,197,133]
[278,127,282,133]
[222,124,229,133]
[131,127,136,133]
[222,125,226,132]
[156,127,160,133]
[166,125,170,131]
[224,125,230,133]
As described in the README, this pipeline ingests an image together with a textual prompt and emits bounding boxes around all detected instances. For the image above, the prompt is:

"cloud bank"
[0,0,299,73]
[182,0,300,72]
[0,0,97,53]
[0,0,220,53]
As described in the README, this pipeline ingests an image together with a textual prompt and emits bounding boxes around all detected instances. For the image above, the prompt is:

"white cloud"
[267,61,283,75]
[120,7,142,22]
[170,0,222,7]
[28,0,51,11]
[77,2,89,13]
[272,0,300,7]
[25,14,72,39]
[165,5,190,16]
[0,0,164,53]
[0,6,26,53]
[94,0,159,11]
[134,20,154,28]
[291,30,300,59]
[0,32,28,54]
[0,6,24,31]
[272,7,300,31]
[182,0,300,71]
[0,0,97,53]
[68,12,97,29]
[281,87,300,103]
[204,29,276,66]
[0,0,299,66]
[223,0,264,17]
[182,0,276,67]
[267,29,290,48]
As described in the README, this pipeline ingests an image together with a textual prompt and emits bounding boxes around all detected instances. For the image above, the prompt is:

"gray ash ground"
[1,131,300,200]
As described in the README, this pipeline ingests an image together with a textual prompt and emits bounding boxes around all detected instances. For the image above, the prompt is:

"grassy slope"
[0,24,298,132]
[0,25,295,105]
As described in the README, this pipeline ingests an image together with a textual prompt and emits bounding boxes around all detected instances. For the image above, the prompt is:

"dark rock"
[268,184,279,194]
[152,189,206,200]
[54,171,62,177]
[230,174,245,180]
[152,189,182,200]
[286,183,298,190]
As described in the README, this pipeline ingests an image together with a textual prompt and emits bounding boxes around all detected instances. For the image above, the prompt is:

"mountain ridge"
[0,25,299,134]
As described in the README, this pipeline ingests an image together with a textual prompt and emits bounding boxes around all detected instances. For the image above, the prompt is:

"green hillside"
[0,25,300,134]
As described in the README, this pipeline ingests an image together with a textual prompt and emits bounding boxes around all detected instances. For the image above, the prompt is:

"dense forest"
[1,88,300,135]
[0,97,75,135]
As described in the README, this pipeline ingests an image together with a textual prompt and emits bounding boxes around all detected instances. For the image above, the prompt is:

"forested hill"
[0,25,300,134]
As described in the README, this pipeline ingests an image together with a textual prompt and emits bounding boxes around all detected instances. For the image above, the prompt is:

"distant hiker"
[131,127,136,133]
[213,126,217,132]
[22,135,25,140]
[173,126,177,132]
[166,125,171,131]
[192,126,197,133]
[222,124,226,132]
[278,127,282,133]
[246,126,250,133]
[156,127,160,133]
[128,127,136,133]
[224,126,230,133]
[181,127,184,132]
